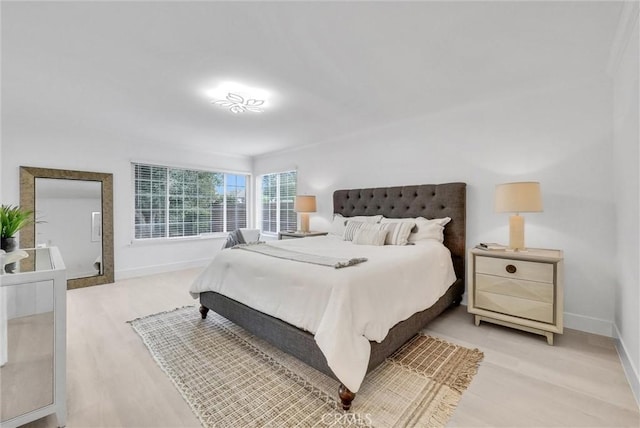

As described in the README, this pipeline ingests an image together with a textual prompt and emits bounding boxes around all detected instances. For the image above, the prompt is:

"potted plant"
[0,204,33,252]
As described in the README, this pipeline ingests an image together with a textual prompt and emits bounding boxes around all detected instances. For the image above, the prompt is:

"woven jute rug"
[130,307,483,428]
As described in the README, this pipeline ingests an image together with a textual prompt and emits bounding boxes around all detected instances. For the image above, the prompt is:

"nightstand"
[278,231,329,240]
[467,247,564,345]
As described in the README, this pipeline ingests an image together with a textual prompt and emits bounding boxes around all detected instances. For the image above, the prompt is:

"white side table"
[0,247,67,427]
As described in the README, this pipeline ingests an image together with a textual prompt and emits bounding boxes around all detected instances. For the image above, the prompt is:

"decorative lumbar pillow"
[380,221,415,245]
[381,217,418,233]
[343,221,384,241]
[408,217,452,243]
[352,228,388,246]
[343,221,366,241]
[329,214,349,236]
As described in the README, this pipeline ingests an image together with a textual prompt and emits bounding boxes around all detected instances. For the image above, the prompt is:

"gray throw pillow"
[223,229,246,249]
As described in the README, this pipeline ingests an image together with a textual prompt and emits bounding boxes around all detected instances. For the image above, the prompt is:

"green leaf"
[0,204,34,238]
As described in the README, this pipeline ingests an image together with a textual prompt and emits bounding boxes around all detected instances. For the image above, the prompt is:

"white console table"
[0,247,67,428]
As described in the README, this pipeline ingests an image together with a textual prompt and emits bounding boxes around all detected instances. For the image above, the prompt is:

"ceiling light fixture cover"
[212,92,264,114]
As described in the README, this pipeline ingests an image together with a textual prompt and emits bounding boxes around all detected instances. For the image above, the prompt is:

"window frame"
[131,162,251,242]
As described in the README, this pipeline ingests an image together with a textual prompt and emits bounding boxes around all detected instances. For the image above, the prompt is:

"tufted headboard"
[333,183,466,285]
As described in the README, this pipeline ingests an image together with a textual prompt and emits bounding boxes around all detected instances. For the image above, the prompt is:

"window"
[259,171,297,234]
[133,163,248,240]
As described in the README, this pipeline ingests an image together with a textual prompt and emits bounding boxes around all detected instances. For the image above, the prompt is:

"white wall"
[1,133,251,280]
[611,2,639,404]
[255,75,616,337]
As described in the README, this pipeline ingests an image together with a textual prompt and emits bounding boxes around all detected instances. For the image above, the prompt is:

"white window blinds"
[133,163,248,239]
[259,170,297,234]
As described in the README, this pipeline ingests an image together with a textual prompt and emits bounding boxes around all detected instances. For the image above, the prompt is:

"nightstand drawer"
[475,290,554,323]
[476,256,553,283]
[476,274,553,303]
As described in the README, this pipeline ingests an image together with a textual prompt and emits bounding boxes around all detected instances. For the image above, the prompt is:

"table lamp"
[294,195,316,233]
[494,182,543,251]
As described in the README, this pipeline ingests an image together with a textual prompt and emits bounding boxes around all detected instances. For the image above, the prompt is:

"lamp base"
[299,213,310,233]
[508,214,525,251]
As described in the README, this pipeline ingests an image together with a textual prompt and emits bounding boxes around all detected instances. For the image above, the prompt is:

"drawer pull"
[505,264,517,274]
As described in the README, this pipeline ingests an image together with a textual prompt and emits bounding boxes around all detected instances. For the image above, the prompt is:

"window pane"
[198,172,215,196]
[135,210,149,225]
[183,222,196,236]
[226,173,247,231]
[152,181,165,194]
[169,210,183,222]
[135,164,152,181]
[169,196,183,209]
[169,180,183,195]
[135,224,151,239]
[211,201,224,233]
[184,170,198,183]
[152,210,165,224]
[136,195,151,210]
[152,224,166,238]
[169,169,184,183]
[259,171,297,234]
[168,223,183,237]
[137,180,151,194]
[152,196,165,210]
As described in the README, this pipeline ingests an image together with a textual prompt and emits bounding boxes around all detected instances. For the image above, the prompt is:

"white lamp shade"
[495,182,543,213]
[294,195,317,213]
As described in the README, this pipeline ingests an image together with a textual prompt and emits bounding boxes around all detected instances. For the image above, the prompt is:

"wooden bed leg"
[338,384,355,411]
[199,305,209,319]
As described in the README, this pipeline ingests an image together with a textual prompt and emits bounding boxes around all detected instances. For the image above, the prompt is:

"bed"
[192,183,466,410]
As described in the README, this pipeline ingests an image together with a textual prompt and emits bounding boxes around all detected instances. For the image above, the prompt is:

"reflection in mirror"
[20,166,114,289]
[0,280,54,422]
[35,179,102,280]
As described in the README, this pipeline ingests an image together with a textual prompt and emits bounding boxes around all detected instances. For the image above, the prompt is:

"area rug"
[129,307,483,428]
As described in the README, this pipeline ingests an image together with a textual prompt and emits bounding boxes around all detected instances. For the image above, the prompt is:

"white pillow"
[380,221,415,245]
[408,217,451,243]
[352,228,387,246]
[348,215,383,223]
[381,217,416,223]
[329,214,348,236]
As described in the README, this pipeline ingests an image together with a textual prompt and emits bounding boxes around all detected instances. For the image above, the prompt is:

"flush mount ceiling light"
[206,81,271,114]
[213,93,264,114]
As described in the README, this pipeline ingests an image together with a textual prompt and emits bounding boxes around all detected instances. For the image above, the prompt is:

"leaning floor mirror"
[20,166,114,289]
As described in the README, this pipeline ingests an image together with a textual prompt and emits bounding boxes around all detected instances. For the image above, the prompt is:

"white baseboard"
[614,323,640,408]
[115,258,211,281]
[563,311,613,337]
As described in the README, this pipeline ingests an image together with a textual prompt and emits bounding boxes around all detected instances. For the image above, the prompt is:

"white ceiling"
[1,1,622,158]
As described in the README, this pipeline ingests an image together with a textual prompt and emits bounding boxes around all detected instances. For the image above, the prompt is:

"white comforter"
[189,235,456,393]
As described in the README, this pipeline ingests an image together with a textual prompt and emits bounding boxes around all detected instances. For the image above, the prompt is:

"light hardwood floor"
[20,268,640,428]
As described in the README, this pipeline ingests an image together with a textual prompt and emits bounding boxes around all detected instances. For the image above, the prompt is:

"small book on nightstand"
[475,242,507,251]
